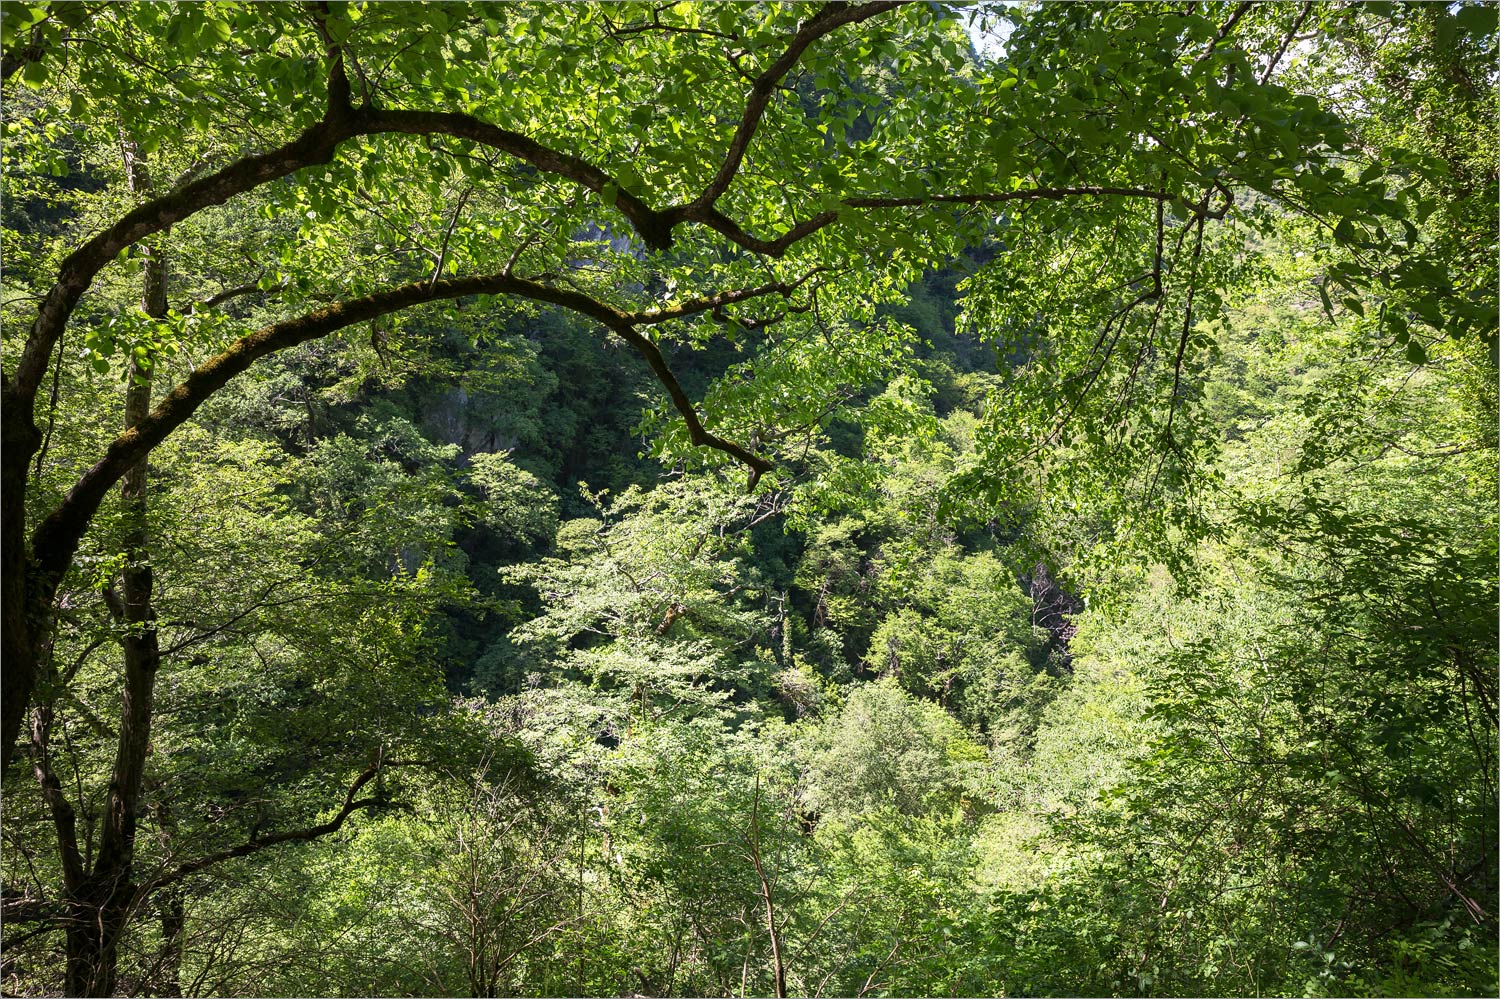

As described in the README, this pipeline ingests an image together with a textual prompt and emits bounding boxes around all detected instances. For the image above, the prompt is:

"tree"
[3,404,477,993]
[2,4,1490,992]
[972,157,1497,994]
[8,0,1480,765]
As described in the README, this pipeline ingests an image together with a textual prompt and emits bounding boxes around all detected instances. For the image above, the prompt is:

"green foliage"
[466,451,559,549]
[804,678,981,821]
[3,2,1495,996]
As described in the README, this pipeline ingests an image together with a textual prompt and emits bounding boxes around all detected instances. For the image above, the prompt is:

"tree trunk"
[1,387,41,771]
[64,142,168,996]
[747,776,787,999]
[154,889,186,998]
[147,781,187,999]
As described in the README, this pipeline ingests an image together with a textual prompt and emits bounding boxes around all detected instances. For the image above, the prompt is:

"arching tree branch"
[29,272,792,594]
[140,759,390,894]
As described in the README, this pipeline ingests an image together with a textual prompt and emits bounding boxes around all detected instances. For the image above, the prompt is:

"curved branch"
[608,321,774,488]
[625,269,823,325]
[9,98,698,416]
[8,108,358,404]
[358,107,676,250]
[697,207,843,257]
[30,272,786,588]
[681,1,905,215]
[141,760,386,894]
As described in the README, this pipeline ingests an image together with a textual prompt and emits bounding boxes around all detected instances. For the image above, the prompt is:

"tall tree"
[5,1,1480,774]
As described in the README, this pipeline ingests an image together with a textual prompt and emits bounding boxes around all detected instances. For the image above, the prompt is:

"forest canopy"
[1,2,1496,997]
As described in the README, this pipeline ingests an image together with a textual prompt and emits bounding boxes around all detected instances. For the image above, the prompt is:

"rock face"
[423,386,521,459]
[1026,562,1083,670]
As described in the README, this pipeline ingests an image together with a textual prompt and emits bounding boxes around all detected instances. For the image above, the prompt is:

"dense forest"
[1,2,1495,996]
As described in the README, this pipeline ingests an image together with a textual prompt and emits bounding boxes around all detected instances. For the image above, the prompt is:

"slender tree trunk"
[144,781,186,999]
[154,889,185,998]
[748,776,787,999]
[65,142,168,996]
[1,390,42,771]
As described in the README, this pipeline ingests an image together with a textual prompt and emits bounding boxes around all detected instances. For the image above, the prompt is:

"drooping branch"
[6,88,808,411]
[7,101,645,405]
[2,1,1184,414]
[8,113,351,404]
[606,321,775,487]
[356,107,678,250]
[141,759,390,893]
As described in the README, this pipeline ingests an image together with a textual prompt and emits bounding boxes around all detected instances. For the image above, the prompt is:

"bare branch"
[843,185,1197,212]
[143,759,397,893]
[198,283,257,313]
[430,186,474,290]
[1200,1,1254,63]
[693,186,1202,258]
[625,270,823,325]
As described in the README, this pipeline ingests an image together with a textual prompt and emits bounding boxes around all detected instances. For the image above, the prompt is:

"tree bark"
[1,393,42,770]
[64,144,168,996]
[748,776,787,999]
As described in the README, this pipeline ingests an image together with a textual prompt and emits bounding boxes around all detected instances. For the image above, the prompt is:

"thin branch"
[857,934,903,997]
[1200,1,1254,63]
[698,185,1201,258]
[625,270,823,325]
[1161,217,1208,447]
[191,276,268,313]
[142,758,404,893]
[1260,2,1316,85]
[28,704,86,894]
[32,327,66,476]
[682,2,905,214]
[430,186,474,290]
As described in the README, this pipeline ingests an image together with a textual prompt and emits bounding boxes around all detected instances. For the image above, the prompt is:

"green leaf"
[19,59,47,88]
[1316,282,1334,318]
[1455,3,1497,38]
[1405,339,1427,365]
